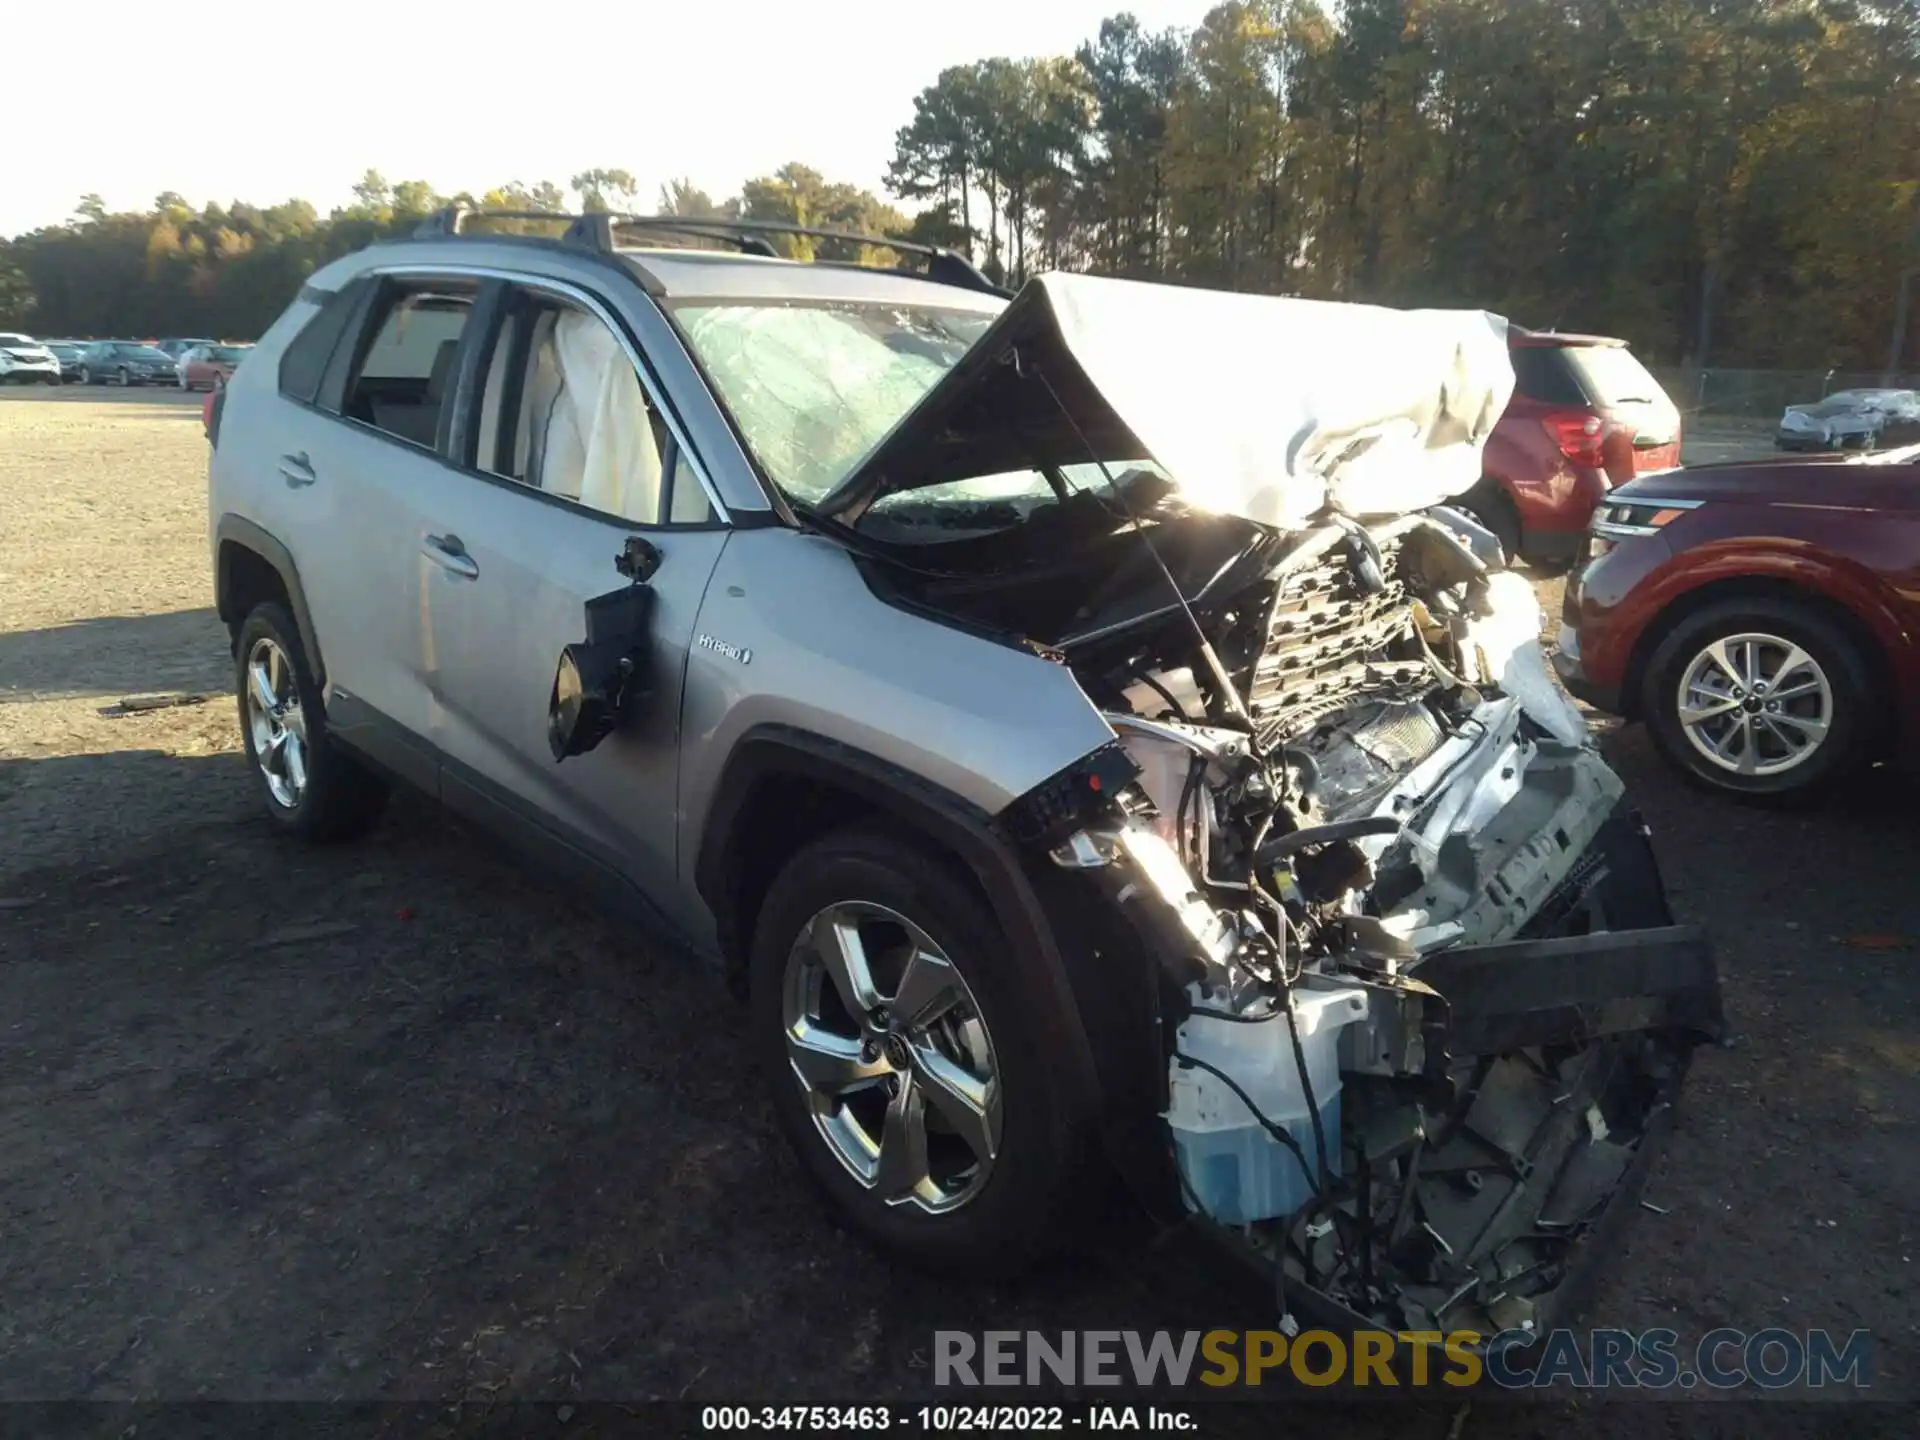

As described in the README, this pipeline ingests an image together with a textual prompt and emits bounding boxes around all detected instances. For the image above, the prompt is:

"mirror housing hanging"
[546,539,661,762]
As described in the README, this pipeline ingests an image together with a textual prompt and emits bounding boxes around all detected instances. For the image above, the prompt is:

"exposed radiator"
[1246,528,1432,744]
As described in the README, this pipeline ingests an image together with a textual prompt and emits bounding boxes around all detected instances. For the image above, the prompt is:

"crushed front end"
[1010,510,1722,1338]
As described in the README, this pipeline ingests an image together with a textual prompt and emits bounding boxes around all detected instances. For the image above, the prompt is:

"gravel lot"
[1,391,1914,1431]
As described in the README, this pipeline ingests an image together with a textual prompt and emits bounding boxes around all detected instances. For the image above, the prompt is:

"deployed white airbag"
[539,311,663,523]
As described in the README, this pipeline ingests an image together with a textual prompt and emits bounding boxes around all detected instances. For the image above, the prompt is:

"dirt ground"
[1,391,1914,1431]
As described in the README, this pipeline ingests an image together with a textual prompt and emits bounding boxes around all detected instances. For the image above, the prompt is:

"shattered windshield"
[672,300,998,507]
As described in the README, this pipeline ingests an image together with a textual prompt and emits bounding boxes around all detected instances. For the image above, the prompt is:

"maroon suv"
[1556,445,1920,799]
[1455,329,1682,567]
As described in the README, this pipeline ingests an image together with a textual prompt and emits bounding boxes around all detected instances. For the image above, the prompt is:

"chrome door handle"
[278,452,316,488]
[421,533,478,580]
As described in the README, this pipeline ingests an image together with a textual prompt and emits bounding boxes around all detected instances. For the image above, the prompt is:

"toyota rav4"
[207,209,1720,1343]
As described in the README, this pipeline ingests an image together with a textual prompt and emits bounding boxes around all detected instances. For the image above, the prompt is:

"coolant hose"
[1255,815,1402,865]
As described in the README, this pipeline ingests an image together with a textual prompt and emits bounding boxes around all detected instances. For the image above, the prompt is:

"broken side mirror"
[546,538,661,762]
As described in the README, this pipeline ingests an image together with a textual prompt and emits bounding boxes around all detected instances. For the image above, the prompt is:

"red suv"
[1454,329,1682,567]
[1556,446,1920,799]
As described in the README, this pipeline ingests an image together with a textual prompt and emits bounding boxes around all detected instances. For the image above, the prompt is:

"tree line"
[3,1,1916,370]
[0,166,904,345]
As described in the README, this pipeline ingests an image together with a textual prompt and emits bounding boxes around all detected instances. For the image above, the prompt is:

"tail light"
[1543,411,1610,468]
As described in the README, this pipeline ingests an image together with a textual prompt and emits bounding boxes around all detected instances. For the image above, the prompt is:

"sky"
[7,0,1216,238]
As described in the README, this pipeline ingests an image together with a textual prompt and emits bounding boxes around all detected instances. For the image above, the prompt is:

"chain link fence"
[1649,367,1920,423]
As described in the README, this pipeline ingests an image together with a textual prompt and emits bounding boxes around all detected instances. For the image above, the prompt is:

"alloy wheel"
[244,636,309,809]
[781,900,1002,1214]
[1676,631,1833,777]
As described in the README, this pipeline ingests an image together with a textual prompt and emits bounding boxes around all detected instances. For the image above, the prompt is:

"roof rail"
[411,206,1009,297]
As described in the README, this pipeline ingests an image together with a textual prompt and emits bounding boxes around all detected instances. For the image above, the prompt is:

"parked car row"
[0,332,252,388]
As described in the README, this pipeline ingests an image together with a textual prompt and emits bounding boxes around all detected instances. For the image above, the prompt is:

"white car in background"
[1776,388,1920,451]
[0,333,62,385]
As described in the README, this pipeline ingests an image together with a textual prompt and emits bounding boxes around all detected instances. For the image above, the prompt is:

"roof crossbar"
[411,205,1009,297]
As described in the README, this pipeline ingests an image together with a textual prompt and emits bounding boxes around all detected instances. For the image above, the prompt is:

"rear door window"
[338,282,477,451]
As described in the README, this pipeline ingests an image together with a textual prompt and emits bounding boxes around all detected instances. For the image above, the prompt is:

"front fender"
[695,724,1112,1130]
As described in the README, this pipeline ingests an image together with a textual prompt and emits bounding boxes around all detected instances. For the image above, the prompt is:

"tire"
[1452,480,1522,567]
[749,826,1089,1274]
[234,602,388,841]
[1642,595,1877,801]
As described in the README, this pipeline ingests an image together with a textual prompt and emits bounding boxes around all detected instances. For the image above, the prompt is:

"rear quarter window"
[277,280,366,406]
[1560,345,1666,407]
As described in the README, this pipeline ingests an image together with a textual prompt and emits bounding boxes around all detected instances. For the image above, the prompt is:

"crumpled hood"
[820,272,1515,529]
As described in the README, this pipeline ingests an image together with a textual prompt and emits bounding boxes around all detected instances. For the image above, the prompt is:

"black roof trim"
[411,205,1009,298]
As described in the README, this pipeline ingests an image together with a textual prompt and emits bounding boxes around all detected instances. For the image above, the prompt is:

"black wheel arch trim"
[214,514,328,687]
[696,723,1108,1124]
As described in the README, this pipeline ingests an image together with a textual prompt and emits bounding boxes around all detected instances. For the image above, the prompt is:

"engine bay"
[1027,510,1722,1342]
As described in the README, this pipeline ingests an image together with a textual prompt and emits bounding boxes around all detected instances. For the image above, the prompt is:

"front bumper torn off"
[1035,782,1722,1346]
[1194,913,1722,1345]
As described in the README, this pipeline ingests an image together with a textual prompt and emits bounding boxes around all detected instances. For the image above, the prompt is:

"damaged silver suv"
[208,208,1721,1341]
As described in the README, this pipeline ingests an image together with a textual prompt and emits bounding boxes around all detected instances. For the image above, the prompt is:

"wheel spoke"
[1758,714,1801,754]
[262,726,289,769]
[248,659,277,715]
[810,909,881,1017]
[1768,645,1817,692]
[890,946,966,1031]
[1679,694,1741,725]
[282,733,308,794]
[1704,639,1744,689]
[1735,717,1759,774]
[873,1073,931,1202]
[910,1043,998,1164]
[1770,678,1824,702]
[268,644,288,703]
[1769,711,1829,741]
[787,1024,889,1097]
